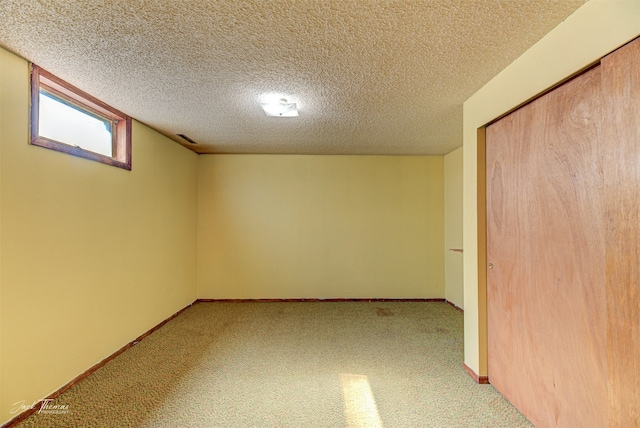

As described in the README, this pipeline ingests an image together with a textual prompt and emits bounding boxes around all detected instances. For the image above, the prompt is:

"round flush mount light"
[260,96,299,117]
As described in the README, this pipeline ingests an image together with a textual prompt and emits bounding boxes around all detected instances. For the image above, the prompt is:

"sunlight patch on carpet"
[339,374,383,428]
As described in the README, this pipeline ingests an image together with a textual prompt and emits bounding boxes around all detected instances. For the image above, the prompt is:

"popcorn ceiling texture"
[0,0,586,155]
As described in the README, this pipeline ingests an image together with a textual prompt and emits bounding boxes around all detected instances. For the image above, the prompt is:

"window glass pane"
[39,90,113,157]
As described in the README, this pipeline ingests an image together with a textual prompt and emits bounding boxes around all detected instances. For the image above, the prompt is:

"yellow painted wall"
[197,155,444,299]
[0,43,4,423]
[462,0,640,376]
[444,147,463,309]
[0,47,198,424]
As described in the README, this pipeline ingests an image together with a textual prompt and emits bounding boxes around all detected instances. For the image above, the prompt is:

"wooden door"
[486,37,640,427]
[487,64,607,428]
[601,37,640,427]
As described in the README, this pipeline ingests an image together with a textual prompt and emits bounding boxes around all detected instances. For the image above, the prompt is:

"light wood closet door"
[601,37,640,427]
[487,64,607,428]
[486,37,640,427]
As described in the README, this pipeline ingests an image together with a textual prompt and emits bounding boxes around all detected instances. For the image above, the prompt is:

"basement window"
[30,65,132,170]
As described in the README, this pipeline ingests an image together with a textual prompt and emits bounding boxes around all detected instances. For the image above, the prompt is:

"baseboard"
[1,301,196,428]
[463,363,490,384]
[196,298,447,303]
[446,300,464,313]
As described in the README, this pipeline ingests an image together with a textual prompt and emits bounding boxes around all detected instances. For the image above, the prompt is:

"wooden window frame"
[30,64,132,170]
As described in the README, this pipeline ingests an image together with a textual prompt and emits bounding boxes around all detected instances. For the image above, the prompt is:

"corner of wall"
[444,147,463,309]
[0,46,199,425]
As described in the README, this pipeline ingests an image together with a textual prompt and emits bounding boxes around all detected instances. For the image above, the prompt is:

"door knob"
[488,263,494,270]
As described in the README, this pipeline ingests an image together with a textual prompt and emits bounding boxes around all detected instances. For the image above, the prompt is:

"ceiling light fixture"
[260,98,298,117]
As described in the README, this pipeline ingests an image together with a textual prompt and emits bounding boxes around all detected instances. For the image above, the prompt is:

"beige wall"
[0,43,4,424]
[444,147,463,309]
[0,47,198,424]
[197,155,444,299]
[463,0,640,376]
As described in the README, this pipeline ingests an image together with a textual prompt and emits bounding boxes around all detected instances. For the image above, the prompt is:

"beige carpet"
[18,302,532,427]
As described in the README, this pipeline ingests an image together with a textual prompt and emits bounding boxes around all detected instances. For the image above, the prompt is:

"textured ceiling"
[0,0,586,155]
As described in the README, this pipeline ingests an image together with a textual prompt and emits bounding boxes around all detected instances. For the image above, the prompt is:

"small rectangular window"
[30,65,132,170]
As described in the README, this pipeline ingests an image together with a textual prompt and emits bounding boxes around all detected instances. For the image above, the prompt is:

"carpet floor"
[18,301,532,427]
